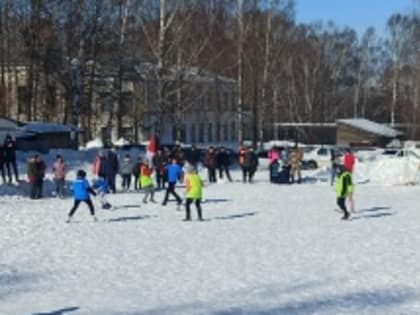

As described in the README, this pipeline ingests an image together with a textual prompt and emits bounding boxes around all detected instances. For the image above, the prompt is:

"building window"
[199,123,204,143]
[181,124,186,143]
[223,124,229,141]
[172,125,177,142]
[190,124,196,143]
[208,123,213,142]
[231,92,236,112]
[224,92,230,111]
[231,121,236,141]
[206,94,212,110]
[120,92,133,114]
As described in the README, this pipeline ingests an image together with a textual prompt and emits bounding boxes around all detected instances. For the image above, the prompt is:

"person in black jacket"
[152,148,168,189]
[242,147,258,183]
[204,146,217,183]
[185,144,201,170]
[3,134,19,183]
[0,147,6,183]
[132,156,142,190]
[216,146,232,182]
[106,147,119,193]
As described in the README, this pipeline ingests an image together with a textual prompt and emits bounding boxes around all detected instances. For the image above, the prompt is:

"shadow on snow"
[352,206,394,220]
[352,212,394,220]
[114,285,417,315]
[110,204,141,210]
[211,212,257,221]
[0,268,38,301]
[203,198,232,204]
[31,306,80,315]
[106,215,157,223]
[357,206,392,213]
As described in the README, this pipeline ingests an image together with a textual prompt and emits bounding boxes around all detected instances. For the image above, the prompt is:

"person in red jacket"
[343,148,355,212]
[343,148,355,173]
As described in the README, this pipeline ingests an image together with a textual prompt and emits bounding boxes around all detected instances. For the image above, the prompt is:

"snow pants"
[68,199,95,217]
[185,198,203,220]
[162,182,182,205]
[337,197,349,218]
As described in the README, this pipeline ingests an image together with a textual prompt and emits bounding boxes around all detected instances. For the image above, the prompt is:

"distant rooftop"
[338,118,401,138]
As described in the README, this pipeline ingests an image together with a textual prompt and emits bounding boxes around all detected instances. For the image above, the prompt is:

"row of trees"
[0,0,420,143]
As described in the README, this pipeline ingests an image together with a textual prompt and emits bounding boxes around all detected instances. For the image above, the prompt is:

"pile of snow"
[355,158,420,185]
[85,138,103,149]
[114,137,130,146]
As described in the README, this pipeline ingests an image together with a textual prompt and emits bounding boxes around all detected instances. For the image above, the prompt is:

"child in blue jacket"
[92,177,112,209]
[67,170,97,222]
[161,158,183,208]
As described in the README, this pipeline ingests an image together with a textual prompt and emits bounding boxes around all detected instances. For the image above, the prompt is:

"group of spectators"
[91,144,260,192]
[268,145,304,184]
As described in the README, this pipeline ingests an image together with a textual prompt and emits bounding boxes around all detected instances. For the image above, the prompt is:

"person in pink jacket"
[53,154,67,198]
[268,146,280,165]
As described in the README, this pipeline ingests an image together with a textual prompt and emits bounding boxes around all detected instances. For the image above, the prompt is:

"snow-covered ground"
[1,150,420,315]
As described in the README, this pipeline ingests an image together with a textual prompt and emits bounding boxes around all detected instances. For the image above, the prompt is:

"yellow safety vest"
[186,173,202,200]
[336,171,353,197]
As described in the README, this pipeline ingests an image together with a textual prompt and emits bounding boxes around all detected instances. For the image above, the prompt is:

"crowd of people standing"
[0,133,360,222]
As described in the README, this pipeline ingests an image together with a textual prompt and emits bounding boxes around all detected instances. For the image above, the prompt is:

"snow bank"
[85,138,103,149]
[355,158,420,185]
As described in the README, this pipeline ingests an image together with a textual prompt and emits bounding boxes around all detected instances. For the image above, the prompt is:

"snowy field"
[1,150,420,314]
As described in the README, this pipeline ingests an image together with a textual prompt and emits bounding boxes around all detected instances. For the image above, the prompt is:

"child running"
[184,165,204,221]
[140,160,156,203]
[92,177,112,209]
[67,170,98,223]
[336,165,353,220]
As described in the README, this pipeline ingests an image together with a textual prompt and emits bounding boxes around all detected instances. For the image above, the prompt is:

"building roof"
[0,117,21,130]
[337,118,401,138]
[18,122,80,134]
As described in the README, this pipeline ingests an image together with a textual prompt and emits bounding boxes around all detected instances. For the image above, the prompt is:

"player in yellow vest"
[140,161,156,203]
[336,165,353,220]
[184,165,203,221]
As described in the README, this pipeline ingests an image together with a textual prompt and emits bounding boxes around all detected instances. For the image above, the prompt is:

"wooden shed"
[336,119,402,147]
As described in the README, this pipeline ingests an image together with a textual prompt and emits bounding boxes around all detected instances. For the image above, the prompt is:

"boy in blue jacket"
[162,158,183,209]
[67,170,97,223]
[92,177,112,209]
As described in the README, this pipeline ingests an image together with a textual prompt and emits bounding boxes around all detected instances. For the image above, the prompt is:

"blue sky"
[295,0,414,36]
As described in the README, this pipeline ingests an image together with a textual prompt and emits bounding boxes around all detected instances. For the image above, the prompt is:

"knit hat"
[77,169,87,178]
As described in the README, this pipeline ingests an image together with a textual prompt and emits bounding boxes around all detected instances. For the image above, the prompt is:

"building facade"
[3,61,239,146]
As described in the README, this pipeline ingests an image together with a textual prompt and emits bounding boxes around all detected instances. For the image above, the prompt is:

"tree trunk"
[237,0,244,144]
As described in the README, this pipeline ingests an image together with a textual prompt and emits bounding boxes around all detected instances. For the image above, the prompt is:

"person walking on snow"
[53,154,67,198]
[0,147,6,183]
[336,165,353,220]
[120,153,133,191]
[216,146,232,182]
[204,146,217,183]
[132,156,143,191]
[106,147,119,193]
[30,155,46,199]
[152,148,167,189]
[184,165,204,221]
[162,158,183,209]
[140,160,156,203]
[289,146,303,184]
[92,177,112,209]
[3,133,19,183]
[67,170,97,223]
[92,150,107,178]
[343,148,356,212]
